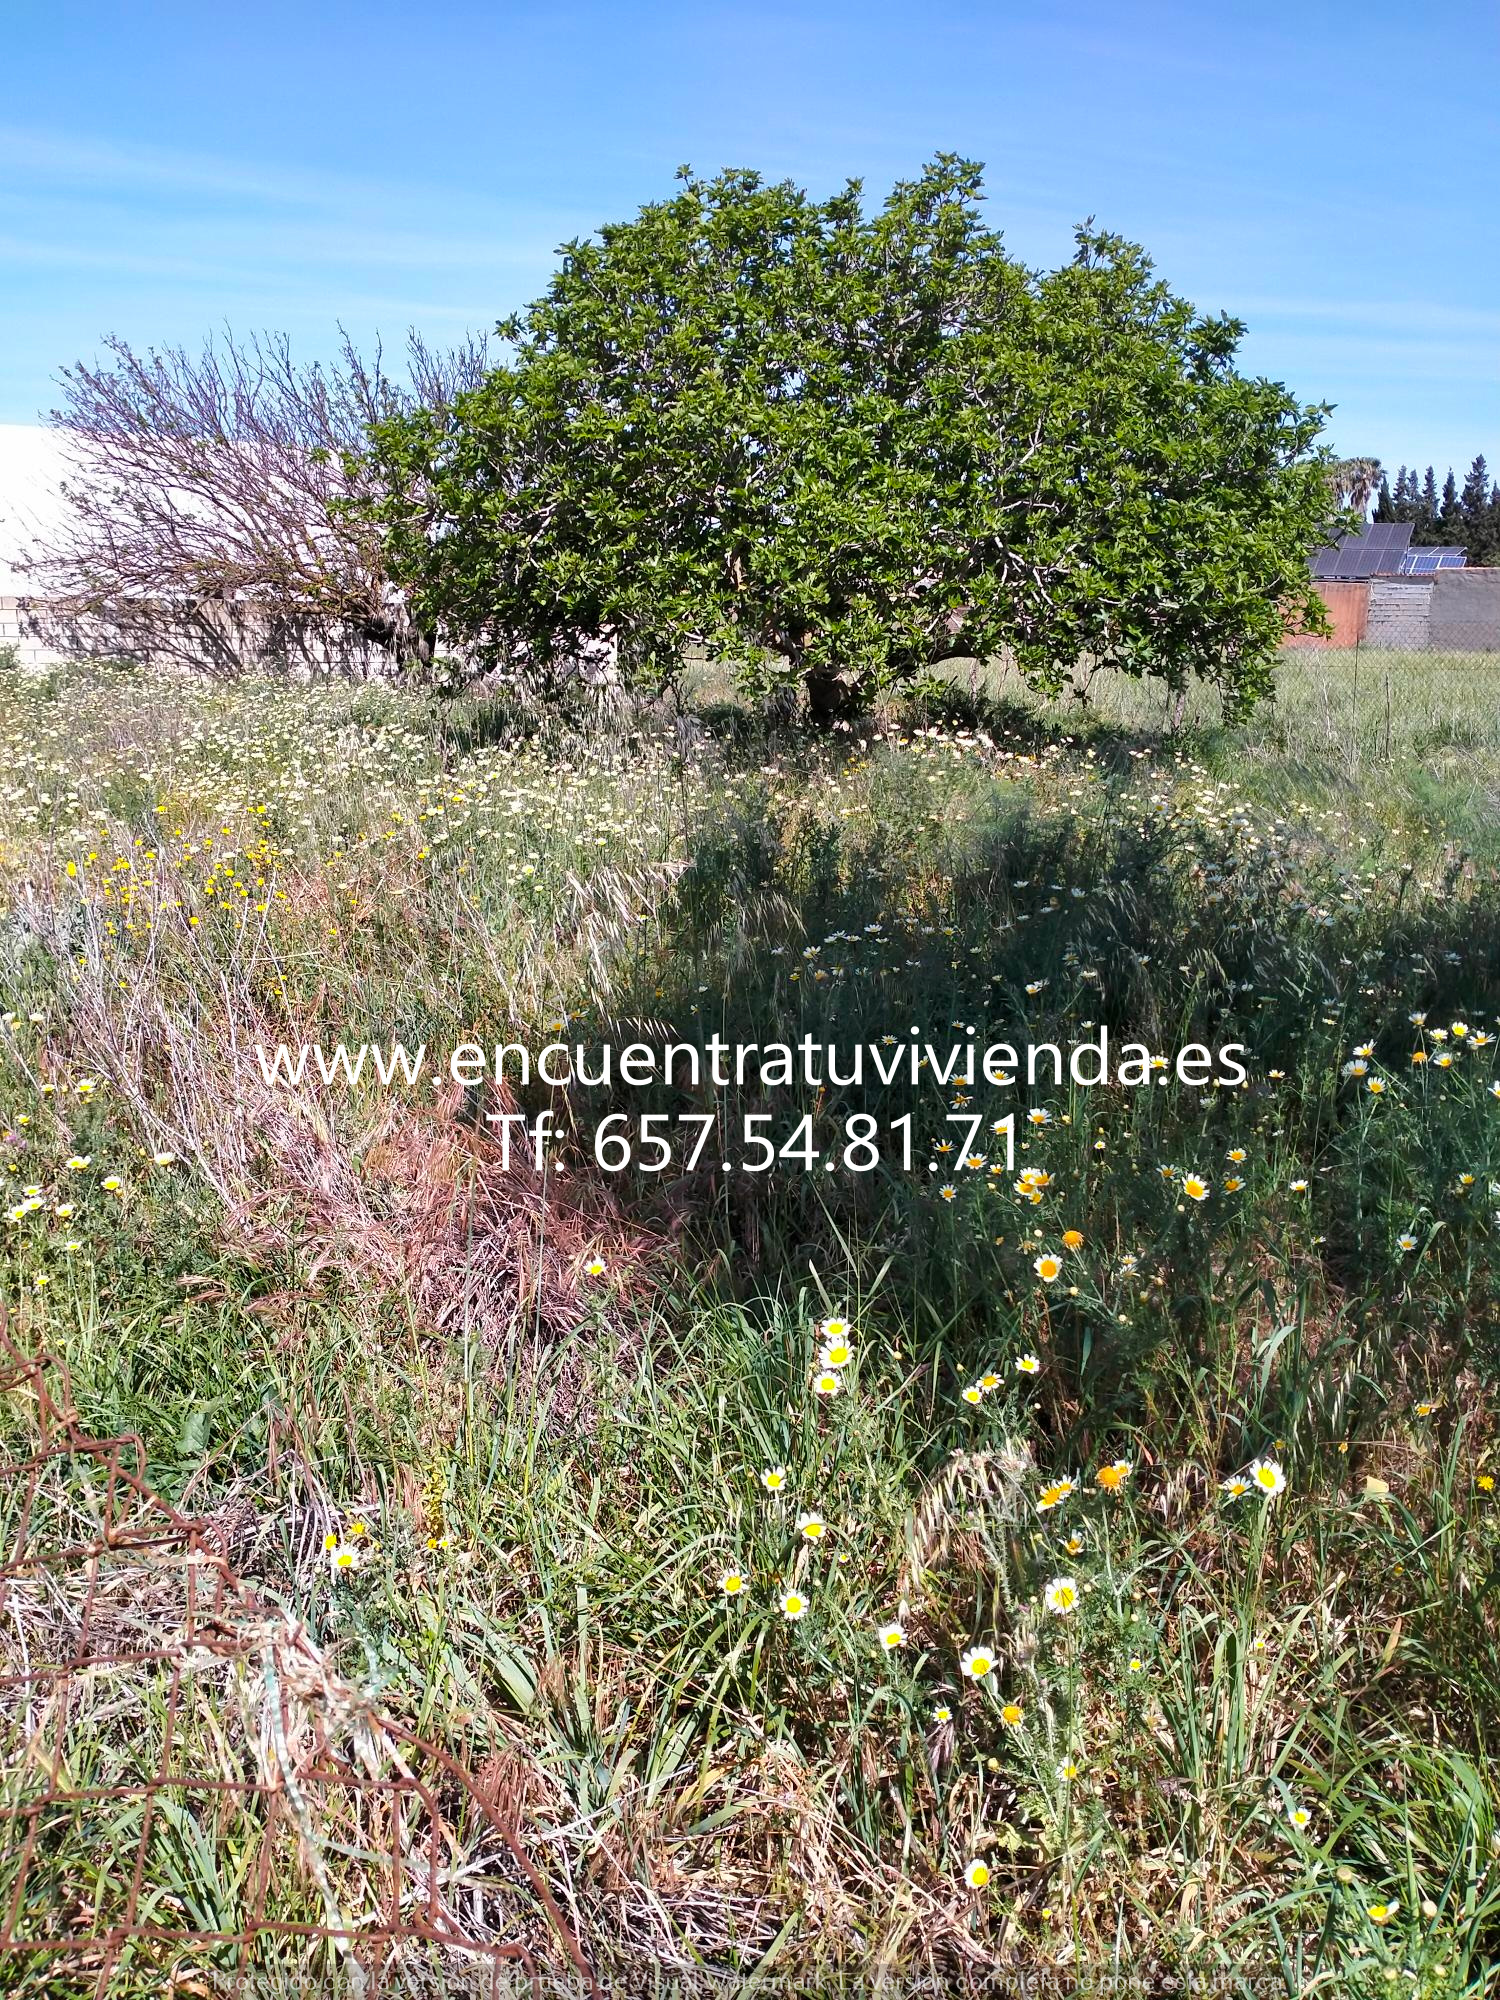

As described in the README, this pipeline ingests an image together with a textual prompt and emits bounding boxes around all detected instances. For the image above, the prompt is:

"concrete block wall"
[1429,569,1500,651]
[0,597,63,669]
[1364,578,1433,650]
[12,577,1500,672]
[0,597,397,678]
[1305,572,1500,653]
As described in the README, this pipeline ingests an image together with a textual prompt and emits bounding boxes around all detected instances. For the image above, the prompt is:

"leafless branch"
[22,327,488,678]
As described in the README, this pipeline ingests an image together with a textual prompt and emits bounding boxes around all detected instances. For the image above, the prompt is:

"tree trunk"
[804,659,851,727]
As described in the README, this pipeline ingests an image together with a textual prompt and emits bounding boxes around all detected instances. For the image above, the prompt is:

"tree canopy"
[368,157,1337,718]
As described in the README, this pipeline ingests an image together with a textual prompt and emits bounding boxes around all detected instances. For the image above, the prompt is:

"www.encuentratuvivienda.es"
[255,1027,1249,1175]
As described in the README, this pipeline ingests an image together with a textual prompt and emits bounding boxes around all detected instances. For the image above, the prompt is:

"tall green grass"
[2,658,1499,1994]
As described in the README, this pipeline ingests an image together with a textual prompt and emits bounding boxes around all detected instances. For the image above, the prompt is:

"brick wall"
[1428,569,1500,651]
[1365,577,1433,650]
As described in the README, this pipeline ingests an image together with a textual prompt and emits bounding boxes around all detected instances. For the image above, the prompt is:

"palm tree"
[1331,456,1384,519]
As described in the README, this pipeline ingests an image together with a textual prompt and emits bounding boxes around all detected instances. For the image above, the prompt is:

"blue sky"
[3,0,1497,481]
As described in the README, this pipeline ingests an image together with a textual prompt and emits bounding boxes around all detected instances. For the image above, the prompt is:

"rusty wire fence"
[0,1321,593,1999]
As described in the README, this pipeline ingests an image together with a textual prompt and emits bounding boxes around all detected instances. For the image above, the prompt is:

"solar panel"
[1367,523,1413,574]
[1311,522,1419,581]
[1399,546,1466,574]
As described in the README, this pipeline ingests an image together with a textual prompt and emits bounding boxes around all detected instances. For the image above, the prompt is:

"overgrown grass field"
[2,650,1499,1995]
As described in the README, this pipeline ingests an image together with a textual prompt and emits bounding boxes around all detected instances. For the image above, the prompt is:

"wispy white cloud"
[0,221,560,284]
[0,122,596,251]
[0,121,574,402]
[0,122,588,235]
[0,125,326,205]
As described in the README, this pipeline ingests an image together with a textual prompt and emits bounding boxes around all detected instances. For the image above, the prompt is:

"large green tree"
[369,158,1336,720]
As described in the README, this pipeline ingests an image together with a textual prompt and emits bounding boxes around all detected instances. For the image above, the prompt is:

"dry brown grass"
[0,1328,591,1993]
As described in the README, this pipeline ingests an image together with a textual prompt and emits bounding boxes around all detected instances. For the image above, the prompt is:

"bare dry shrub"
[40,915,663,1390]
[227,1080,662,1375]
[23,329,489,681]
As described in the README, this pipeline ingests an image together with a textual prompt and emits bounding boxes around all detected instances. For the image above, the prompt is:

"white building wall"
[0,425,72,592]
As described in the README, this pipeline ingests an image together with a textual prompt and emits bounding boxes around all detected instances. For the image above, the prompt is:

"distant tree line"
[1373,456,1500,564]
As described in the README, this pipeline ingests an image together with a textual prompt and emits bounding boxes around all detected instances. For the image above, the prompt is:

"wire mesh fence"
[1263,644,1500,766]
[921,644,1500,766]
[0,1316,593,1998]
[678,640,1500,761]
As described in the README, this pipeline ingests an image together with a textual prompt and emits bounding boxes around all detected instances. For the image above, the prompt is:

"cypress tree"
[1416,466,1439,542]
[1373,473,1394,522]
[1460,454,1490,548]
[1486,484,1500,566]
[1439,468,1460,539]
